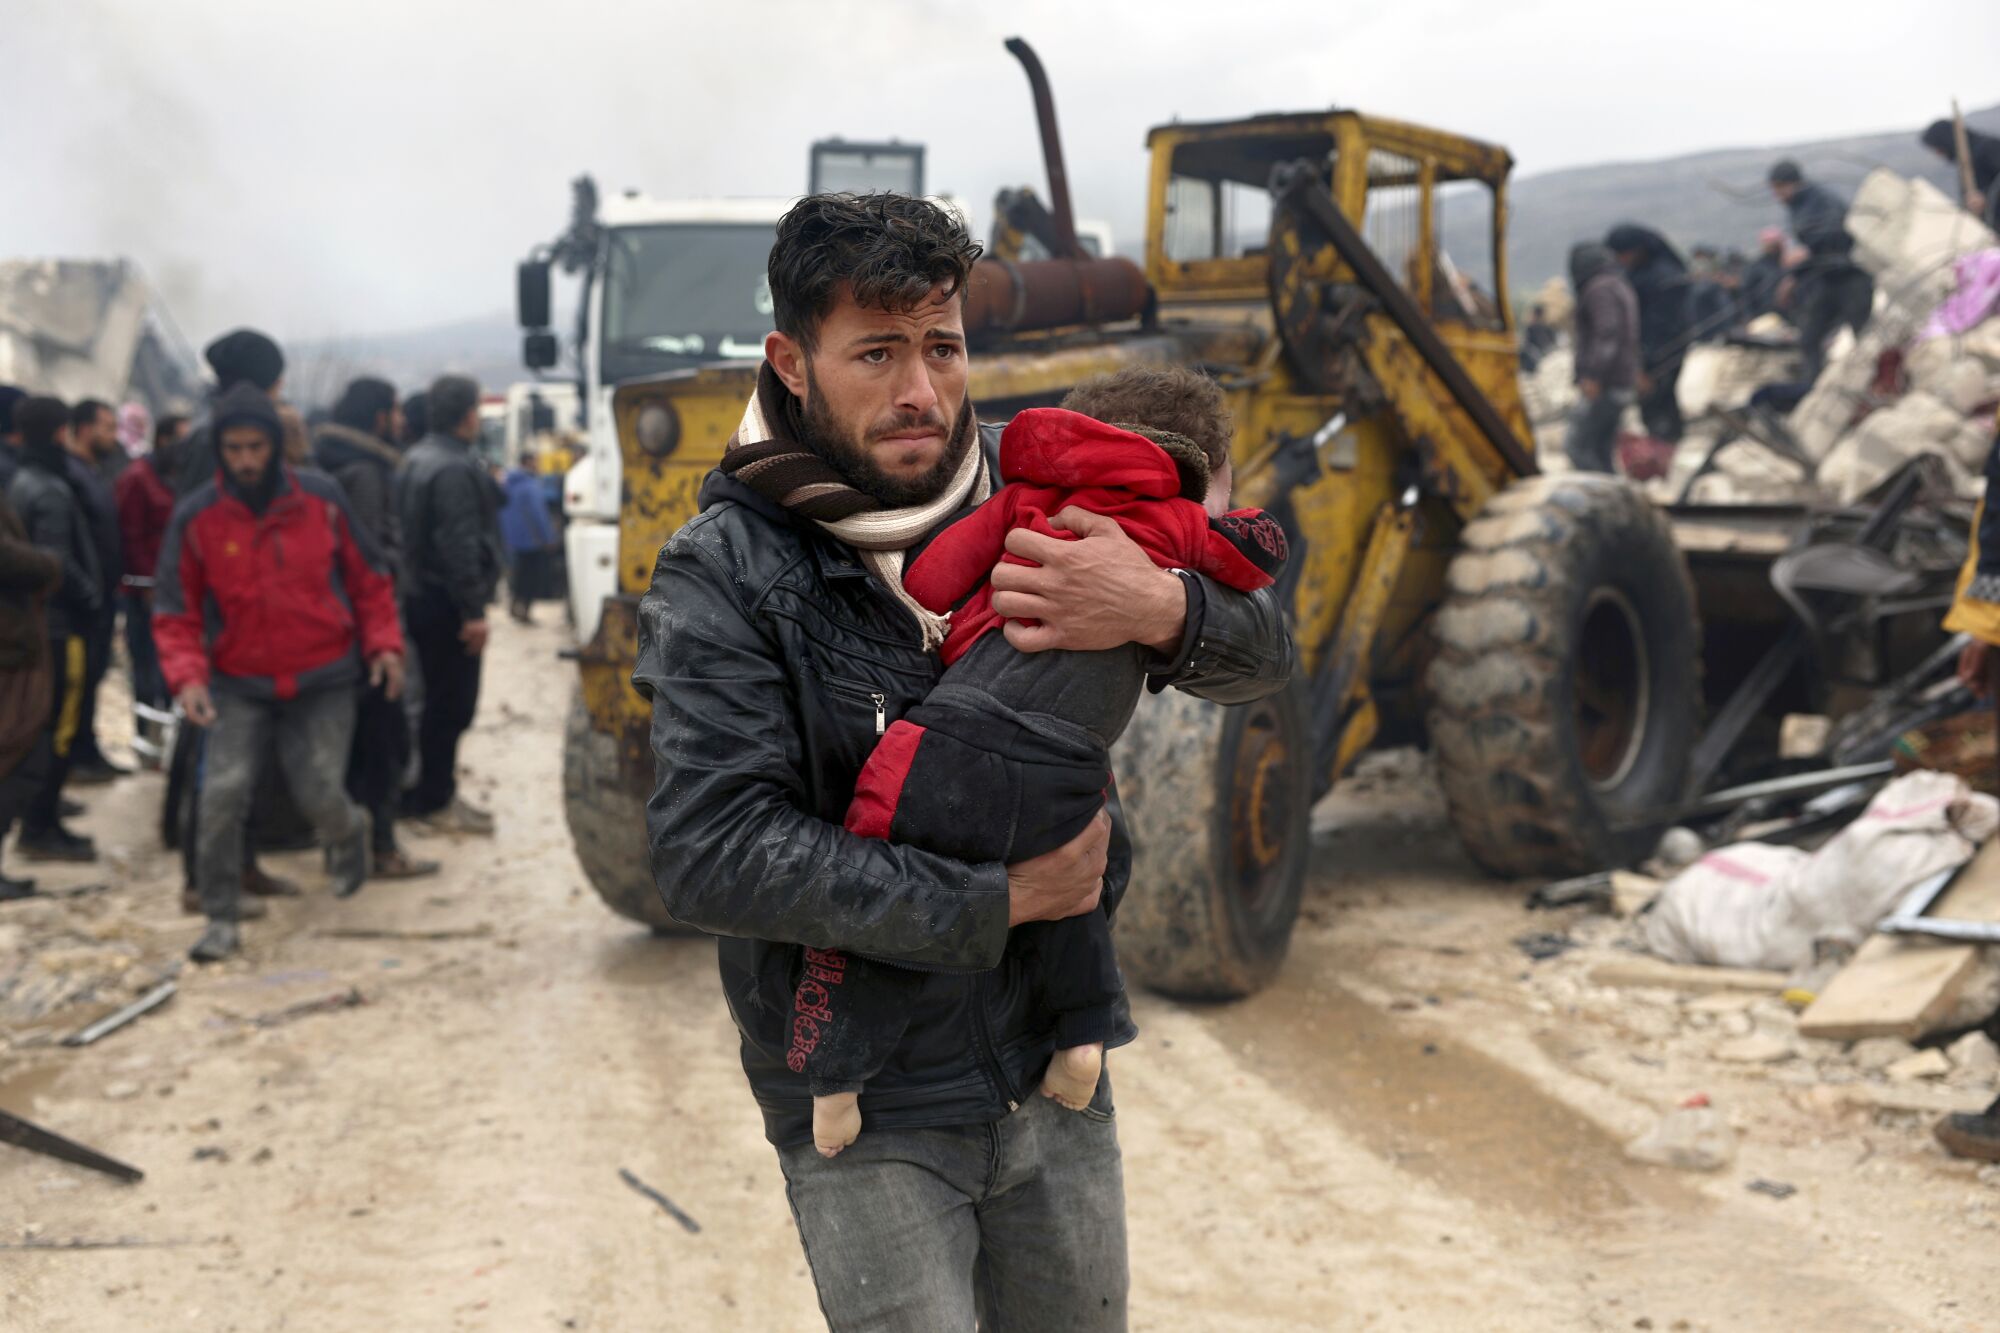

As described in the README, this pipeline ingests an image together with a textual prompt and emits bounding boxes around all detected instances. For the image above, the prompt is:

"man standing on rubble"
[635,193,1293,1328]
[63,399,127,786]
[1768,160,1875,388]
[154,385,404,962]
[1565,243,1640,474]
[1605,224,1692,444]
[397,375,502,837]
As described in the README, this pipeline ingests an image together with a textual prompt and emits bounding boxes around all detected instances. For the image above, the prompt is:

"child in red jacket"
[800,371,1287,1157]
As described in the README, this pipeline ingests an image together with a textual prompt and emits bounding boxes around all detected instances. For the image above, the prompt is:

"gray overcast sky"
[5,0,1997,345]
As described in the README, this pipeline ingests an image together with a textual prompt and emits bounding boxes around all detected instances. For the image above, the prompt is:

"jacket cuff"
[962,860,1015,969]
[1144,570,1207,692]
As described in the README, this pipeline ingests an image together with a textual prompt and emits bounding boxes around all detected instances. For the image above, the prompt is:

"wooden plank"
[1796,937,1979,1041]
[1587,959,1790,993]
[1797,837,2000,1041]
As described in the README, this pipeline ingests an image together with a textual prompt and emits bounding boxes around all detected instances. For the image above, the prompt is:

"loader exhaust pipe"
[1004,37,1083,261]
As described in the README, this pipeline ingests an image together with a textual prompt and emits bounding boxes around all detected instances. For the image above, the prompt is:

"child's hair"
[1059,367,1233,503]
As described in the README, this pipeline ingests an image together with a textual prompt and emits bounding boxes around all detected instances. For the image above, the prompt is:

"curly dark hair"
[1060,366,1234,473]
[768,193,983,352]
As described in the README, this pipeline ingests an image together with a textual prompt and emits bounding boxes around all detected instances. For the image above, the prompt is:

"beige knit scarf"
[722,365,989,651]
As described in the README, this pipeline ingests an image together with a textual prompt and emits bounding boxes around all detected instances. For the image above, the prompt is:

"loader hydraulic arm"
[1267,161,1537,517]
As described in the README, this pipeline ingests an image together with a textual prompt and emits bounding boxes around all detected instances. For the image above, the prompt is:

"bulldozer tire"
[1427,473,1700,878]
[1110,681,1311,1000]
[563,688,690,932]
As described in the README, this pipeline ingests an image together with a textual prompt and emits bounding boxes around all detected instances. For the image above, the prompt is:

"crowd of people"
[0,327,513,963]
[1558,154,1887,473]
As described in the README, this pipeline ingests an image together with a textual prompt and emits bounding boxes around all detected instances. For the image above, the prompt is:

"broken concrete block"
[1818,391,1986,503]
[1715,1032,1794,1064]
[1677,342,1801,418]
[1849,1036,1919,1072]
[1947,1030,2000,1083]
[1847,170,2000,311]
[1779,714,1832,761]
[1886,1047,1952,1081]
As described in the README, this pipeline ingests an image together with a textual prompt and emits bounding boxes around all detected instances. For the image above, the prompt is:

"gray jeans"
[197,687,360,921]
[777,1077,1128,1332]
[1563,387,1633,473]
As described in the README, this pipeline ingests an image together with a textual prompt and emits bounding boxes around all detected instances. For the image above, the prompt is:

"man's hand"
[1970,190,1988,219]
[1007,808,1110,926]
[369,651,406,702]
[1635,371,1654,394]
[1579,378,1601,403]
[459,618,490,655]
[990,508,1187,655]
[1960,639,1993,698]
[177,682,216,727]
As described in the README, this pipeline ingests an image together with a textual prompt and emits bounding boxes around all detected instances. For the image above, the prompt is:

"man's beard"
[797,368,976,508]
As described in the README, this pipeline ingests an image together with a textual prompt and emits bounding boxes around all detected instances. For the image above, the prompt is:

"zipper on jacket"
[970,973,1022,1111]
[870,692,886,735]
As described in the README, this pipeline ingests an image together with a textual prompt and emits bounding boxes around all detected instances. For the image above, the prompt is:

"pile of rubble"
[1524,170,2000,507]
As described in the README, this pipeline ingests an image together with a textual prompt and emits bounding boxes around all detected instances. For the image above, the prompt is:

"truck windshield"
[600,223,774,381]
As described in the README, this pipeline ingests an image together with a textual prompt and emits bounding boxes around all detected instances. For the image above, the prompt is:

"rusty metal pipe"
[1004,37,1082,261]
[963,256,1151,339]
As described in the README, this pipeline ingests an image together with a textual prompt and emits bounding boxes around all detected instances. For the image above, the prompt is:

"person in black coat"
[1922,119,2000,232]
[1606,223,1693,443]
[1769,159,1875,387]
[313,377,439,880]
[394,374,502,834]
[6,398,101,861]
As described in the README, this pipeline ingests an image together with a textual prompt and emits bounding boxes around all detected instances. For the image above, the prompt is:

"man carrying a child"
[634,193,1293,1330]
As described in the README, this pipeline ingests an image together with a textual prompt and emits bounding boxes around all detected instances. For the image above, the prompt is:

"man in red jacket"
[154,385,405,962]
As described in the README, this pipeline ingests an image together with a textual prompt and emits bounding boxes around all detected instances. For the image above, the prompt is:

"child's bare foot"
[1039,1043,1102,1111]
[813,1092,862,1158]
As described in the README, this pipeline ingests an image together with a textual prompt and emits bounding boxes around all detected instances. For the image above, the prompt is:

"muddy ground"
[3,617,1997,1332]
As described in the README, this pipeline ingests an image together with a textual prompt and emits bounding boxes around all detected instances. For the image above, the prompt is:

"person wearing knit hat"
[173,329,288,498]
[203,328,286,394]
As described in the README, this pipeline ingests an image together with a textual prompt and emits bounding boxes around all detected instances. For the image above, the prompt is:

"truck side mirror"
[517,259,553,330]
[522,331,559,371]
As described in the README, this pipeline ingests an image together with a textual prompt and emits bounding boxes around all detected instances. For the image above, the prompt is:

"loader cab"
[1143,111,1514,333]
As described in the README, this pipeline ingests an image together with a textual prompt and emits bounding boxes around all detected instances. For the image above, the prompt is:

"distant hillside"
[1445,104,2000,300]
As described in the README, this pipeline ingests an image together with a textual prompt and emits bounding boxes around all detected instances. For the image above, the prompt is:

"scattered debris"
[246,987,366,1029]
[1714,1033,1793,1064]
[1645,771,1997,970]
[1885,1048,1953,1082]
[1512,932,1576,961]
[1626,1093,1736,1171]
[1850,1036,1920,1073]
[1586,958,1790,994]
[61,978,177,1048]
[0,1107,143,1182]
[1746,1178,1798,1200]
[191,1145,229,1163]
[1946,1030,2000,1081]
[0,1236,221,1252]
[1801,836,2000,1041]
[315,926,492,943]
[618,1167,701,1234]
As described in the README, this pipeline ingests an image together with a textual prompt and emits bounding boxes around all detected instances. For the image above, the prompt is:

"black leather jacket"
[8,457,103,641]
[396,433,502,619]
[633,452,1294,1147]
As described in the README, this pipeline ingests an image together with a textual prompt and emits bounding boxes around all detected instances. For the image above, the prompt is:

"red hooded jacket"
[905,409,1285,665]
[153,465,402,700]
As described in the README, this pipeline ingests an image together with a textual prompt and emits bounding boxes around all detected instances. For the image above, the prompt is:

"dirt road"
[3,618,1994,1331]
